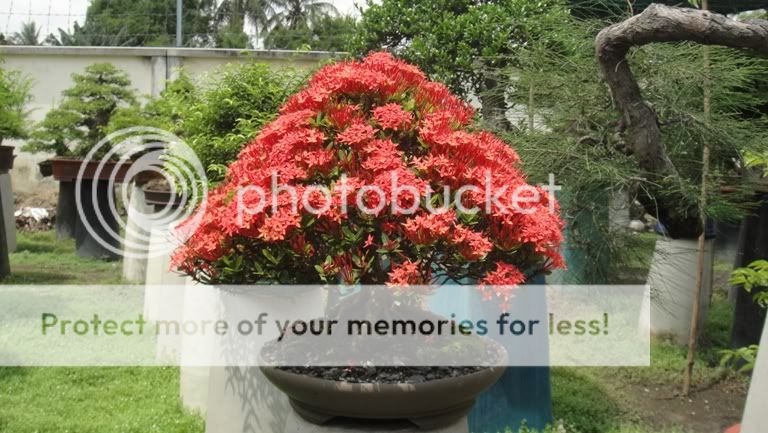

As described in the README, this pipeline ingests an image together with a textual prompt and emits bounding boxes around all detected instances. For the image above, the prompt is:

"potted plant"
[0,60,31,257]
[172,53,565,428]
[0,60,29,168]
[0,59,30,264]
[23,63,137,258]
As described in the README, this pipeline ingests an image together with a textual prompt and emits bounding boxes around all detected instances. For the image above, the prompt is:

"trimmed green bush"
[24,63,137,159]
[0,60,31,143]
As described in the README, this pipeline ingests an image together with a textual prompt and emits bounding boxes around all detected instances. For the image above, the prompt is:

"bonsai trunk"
[595,4,768,234]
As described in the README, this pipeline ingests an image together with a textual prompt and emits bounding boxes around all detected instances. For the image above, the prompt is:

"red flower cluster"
[172,52,564,302]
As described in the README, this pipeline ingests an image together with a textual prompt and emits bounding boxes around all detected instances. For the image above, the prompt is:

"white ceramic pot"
[177,284,327,425]
[740,316,768,433]
[640,237,714,344]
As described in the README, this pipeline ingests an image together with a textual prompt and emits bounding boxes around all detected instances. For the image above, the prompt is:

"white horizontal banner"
[0,284,650,367]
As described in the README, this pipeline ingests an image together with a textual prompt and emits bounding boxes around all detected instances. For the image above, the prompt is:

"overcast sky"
[1,0,362,37]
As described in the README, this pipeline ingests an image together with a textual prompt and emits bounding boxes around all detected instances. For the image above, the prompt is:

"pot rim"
[259,337,508,390]
[261,363,506,391]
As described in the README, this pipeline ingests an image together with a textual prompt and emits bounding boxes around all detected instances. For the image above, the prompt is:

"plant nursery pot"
[260,363,506,429]
[38,160,53,177]
[50,157,132,182]
[0,146,15,172]
[45,158,126,257]
[143,187,182,208]
[133,169,164,186]
[641,236,714,344]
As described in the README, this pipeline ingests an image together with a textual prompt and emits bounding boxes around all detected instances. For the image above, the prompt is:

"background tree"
[349,0,569,127]
[264,0,337,30]
[175,63,306,188]
[11,22,41,46]
[106,72,197,137]
[0,61,32,143]
[46,22,131,47]
[47,0,217,47]
[25,63,137,158]
[216,0,338,48]
[105,63,306,191]
[509,14,763,273]
[264,14,356,51]
[214,0,274,47]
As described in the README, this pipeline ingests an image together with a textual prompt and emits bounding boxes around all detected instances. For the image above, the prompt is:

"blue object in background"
[429,274,552,433]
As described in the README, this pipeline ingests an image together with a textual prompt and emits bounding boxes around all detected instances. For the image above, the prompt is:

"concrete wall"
[0,46,339,199]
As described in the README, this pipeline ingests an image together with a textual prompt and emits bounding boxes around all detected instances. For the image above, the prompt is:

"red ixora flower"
[387,259,427,286]
[373,103,413,131]
[173,52,565,299]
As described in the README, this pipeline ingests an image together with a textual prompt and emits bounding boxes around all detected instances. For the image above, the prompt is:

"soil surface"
[277,366,486,384]
[619,379,747,433]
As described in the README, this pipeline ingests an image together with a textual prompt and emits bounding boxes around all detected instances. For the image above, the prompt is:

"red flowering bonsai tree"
[172,52,564,308]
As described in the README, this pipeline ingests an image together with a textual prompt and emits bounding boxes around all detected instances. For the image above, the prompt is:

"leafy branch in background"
[0,60,32,143]
[47,0,218,47]
[720,259,768,373]
[495,15,643,283]
[719,344,760,373]
[729,260,768,308]
[594,4,768,239]
[175,62,306,190]
[106,63,307,196]
[106,72,198,137]
[264,14,357,51]
[482,6,768,282]
[505,10,765,235]
[745,150,768,177]
[24,63,137,159]
[350,0,569,127]
[11,21,42,46]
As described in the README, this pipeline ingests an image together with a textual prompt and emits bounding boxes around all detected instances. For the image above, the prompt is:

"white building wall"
[0,46,338,197]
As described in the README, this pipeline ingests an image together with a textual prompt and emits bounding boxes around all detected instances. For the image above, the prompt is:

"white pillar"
[609,188,630,230]
[150,56,168,97]
[203,288,328,433]
[122,183,152,283]
[740,318,768,433]
[0,172,15,252]
[642,237,713,344]
[144,218,188,288]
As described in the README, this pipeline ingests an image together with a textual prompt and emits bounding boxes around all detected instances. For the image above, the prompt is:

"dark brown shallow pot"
[143,188,182,207]
[38,160,53,177]
[0,145,15,172]
[260,363,506,429]
[50,157,132,182]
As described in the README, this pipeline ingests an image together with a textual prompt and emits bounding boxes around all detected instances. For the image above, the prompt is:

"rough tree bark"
[595,3,768,177]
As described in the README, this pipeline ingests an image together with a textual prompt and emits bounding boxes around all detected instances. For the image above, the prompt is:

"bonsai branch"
[595,3,768,177]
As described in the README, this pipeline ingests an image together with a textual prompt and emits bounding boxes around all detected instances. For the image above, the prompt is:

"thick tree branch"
[596,3,768,176]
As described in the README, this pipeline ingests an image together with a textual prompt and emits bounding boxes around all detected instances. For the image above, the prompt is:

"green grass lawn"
[0,231,204,433]
[0,367,203,433]
[3,231,124,284]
